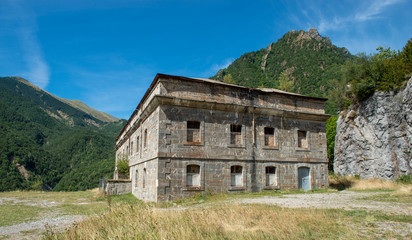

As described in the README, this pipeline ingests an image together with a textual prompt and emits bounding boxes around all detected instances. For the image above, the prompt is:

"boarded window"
[186,164,200,186]
[143,168,147,188]
[298,130,308,148]
[230,124,242,145]
[265,166,277,186]
[231,165,243,186]
[187,121,201,143]
[144,129,148,148]
[264,127,275,146]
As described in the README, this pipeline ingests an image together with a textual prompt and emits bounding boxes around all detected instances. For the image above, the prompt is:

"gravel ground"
[0,215,84,240]
[238,191,412,216]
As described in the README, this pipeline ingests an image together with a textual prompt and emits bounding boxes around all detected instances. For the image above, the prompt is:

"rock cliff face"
[334,78,412,180]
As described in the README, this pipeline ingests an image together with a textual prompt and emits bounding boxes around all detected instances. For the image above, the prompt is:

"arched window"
[231,165,243,186]
[186,165,200,186]
[265,166,277,186]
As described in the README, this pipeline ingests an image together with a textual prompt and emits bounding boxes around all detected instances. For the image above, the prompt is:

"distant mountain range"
[212,28,354,114]
[0,76,126,191]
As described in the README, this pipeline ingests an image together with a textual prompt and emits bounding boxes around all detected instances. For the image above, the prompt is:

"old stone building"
[115,73,329,202]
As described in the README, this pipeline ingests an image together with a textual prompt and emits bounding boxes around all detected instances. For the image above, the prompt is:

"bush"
[117,158,129,176]
[396,175,412,184]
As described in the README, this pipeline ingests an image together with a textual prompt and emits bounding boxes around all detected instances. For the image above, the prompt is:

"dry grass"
[329,175,408,191]
[45,203,356,240]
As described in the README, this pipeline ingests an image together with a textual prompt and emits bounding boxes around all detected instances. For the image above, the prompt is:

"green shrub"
[396,175,412,184]
[117,158,129,175]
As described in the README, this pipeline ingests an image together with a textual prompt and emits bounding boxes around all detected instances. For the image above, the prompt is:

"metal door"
[298,167,310,191]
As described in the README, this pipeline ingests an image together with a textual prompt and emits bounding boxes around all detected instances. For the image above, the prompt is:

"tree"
[223,73,236,84]
[278,71,294,92]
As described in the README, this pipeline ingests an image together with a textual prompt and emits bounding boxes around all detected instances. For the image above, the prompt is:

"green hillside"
[212,28,353,114]
[0,77,126,191]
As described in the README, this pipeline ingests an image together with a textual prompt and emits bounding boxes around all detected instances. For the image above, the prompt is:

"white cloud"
[354,0,403,21]
[317,0,403,32]
[201,57,234,78]
[5,0,50,89]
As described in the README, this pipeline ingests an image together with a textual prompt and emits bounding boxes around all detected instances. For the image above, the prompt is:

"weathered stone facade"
[115,74,329,201]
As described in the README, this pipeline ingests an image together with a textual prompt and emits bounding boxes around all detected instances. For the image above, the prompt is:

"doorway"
[298,167,310,191]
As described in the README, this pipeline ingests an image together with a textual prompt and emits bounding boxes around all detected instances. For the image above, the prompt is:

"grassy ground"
[1,176,411,240]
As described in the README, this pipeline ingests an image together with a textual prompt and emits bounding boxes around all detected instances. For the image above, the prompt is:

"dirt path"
[0,215,83,240]
[238,191,412,216]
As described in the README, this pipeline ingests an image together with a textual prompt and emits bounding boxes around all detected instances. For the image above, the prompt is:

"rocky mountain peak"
[295,28,331,45]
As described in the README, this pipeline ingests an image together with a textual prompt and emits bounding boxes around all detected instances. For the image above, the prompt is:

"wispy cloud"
[5,0,50,89]
[354,0,402,21]
[200,58,234,78]
[317,0,403,32]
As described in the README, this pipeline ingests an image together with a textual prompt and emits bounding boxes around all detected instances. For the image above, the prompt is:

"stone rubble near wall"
[334,78,412,180]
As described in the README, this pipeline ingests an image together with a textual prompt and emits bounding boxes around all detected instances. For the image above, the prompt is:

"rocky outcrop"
[334,78,412,180]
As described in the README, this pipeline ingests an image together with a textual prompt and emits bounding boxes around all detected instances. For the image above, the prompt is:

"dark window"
[264,127,275,146]
[143,168,147,188]
[144,129,148,148]
[136,136,140,153]
[298,130,308,148]
[187,121,201,143]
[230,124,242,145]
[135,170,138,188]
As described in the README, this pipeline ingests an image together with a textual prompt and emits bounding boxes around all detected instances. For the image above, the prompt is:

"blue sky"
[0,0,411,119]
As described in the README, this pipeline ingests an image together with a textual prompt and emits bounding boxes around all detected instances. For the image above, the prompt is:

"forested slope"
[0,77,126,191]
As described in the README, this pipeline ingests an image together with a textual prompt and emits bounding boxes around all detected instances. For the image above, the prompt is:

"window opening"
[144,129,148,148]
[143,168,147,188]
[186,165,200,186]
[265,166,277,186]
[135,169,138,188]
[131,141,134,155]
[230,124,242,145]
[298,130,308,148]
[136,136,140,153]
[187,121,201,143]
[264,127,275,146]
[231,165,243,186]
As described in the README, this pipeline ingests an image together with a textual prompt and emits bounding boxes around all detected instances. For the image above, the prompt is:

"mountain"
[212,28,353,114]
[0,76,126,191]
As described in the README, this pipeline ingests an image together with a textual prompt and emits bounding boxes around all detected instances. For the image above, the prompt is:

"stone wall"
[106,179,132,195]
[155,159,327,201]
[334,78,412,179]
